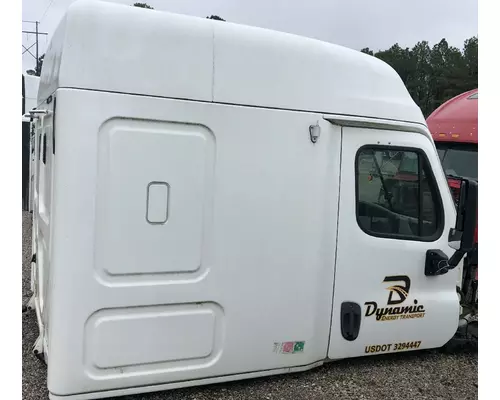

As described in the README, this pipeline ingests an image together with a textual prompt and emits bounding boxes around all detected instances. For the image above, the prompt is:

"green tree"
[361,37,478,117]
[463,36,478,88]
[375,44,414,86]
[132,3,225,21]
[407,41,432,115]
[206,15,225,21]
[28,54,45,77]
[133,2,154,9]
[427,39,469,109]
[36,54,45,76]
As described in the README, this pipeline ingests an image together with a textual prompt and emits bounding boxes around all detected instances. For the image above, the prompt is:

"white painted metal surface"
[38,0,425,125]
[40,89,341,398]
[30,1,460,399]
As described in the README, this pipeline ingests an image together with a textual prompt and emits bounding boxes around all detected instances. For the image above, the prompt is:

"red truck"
[426,89,478,310]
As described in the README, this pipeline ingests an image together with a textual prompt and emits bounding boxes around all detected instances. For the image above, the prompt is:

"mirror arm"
[448,250,466,268]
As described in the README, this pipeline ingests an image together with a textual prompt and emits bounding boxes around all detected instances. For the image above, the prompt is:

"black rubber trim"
[52,97,56,154]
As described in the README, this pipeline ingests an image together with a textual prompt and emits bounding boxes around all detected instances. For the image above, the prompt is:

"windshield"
[435,143,478,180]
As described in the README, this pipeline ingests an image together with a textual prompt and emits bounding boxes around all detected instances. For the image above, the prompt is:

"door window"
[356,147,443,241]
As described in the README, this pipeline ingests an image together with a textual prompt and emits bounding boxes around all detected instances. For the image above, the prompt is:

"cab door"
[328,126,459,360]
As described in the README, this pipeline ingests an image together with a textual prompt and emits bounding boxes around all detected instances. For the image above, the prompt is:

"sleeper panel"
[94,118,214,278]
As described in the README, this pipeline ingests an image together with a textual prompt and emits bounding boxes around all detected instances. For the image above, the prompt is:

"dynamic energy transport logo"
[364,275,426,322]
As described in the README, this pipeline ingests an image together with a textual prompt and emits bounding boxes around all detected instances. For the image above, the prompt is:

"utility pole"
[35,21,39,66]
[22,21,48,75]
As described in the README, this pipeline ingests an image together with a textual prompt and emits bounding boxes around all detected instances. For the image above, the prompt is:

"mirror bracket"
[444,177,478,272]
[448,250,466,268]
[425,249,450,276]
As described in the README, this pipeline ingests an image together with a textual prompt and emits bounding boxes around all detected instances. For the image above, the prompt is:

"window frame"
[355,144,445,242]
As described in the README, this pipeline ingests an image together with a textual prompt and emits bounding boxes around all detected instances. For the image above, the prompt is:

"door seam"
[326,126,344,357]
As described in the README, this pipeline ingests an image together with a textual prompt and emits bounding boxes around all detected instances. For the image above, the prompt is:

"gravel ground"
[22,211,477,400]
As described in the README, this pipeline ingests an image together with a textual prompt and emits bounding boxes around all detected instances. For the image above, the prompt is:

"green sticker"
[293,341,305,353]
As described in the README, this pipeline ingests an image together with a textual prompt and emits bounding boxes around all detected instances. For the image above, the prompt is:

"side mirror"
[448,178,478,267]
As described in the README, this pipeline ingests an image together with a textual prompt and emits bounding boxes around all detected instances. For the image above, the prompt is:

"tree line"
[28,2,477,118]
[361,37,478,117]
[133,2,225,21]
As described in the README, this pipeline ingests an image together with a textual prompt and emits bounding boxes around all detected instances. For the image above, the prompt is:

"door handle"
[340,302,362,341]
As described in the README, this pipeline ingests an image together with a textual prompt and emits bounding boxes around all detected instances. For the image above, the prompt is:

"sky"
[22,0,478,72]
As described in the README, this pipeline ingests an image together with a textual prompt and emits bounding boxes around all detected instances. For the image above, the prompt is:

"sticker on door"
[273,341,305,354]
[364,275,426,322]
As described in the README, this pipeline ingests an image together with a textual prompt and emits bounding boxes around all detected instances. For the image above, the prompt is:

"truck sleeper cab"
[427,89,478,303]
[427,89,478,183]
[30,1,475,399]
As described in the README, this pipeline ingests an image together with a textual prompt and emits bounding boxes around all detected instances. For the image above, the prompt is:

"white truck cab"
[28,1,477,399]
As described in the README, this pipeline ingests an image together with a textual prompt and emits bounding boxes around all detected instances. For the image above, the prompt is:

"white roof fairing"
[39,0,425,125]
